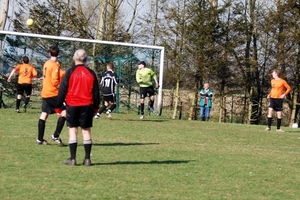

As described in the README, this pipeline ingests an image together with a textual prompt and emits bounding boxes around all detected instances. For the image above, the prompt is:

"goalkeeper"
[136,61,159,119]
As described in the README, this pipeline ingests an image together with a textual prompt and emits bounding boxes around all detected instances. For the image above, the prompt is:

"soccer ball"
[26,19,34,26]
[292,123,298,128]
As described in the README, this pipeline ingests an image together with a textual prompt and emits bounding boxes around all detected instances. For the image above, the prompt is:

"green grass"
[0,107,300,200]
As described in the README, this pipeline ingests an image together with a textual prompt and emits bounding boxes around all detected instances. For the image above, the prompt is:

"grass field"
[0,107,300,200]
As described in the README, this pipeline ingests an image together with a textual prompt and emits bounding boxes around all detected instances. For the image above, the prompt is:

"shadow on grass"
[123,119,170,122]
[93,160,194,166]
[93,142,159,146]
[284,130,300,133]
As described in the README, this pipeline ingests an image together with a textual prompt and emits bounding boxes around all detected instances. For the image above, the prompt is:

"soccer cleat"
[63,158,77,166]
[94,113,100,119]
[106,110,112,119]
[51,135,64,146]
[16,109,20,113]
[82,158,92,166]
[36,139,48,145]
[140,115,144,119]
[265,127,271,131]
[276,129,285,132]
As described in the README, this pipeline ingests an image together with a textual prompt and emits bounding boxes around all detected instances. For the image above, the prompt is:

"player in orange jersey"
[266,69,291,132]
[7,56,38,113]
[36,46,66,146]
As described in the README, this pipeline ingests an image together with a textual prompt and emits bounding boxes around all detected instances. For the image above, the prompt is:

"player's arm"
[115,75,125,88]
[151,70,159,88]
[136,70,142,83]
[56,69,69,108]
[51,66,60,88]
[91,70,100,110]
[283,81,292,97]
[32,66,38,78]
[7,69,16,82]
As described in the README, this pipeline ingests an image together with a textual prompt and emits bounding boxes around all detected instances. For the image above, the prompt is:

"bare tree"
[0,0,9,30]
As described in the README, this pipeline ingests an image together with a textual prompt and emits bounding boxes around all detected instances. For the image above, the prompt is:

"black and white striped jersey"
[100,70,119,96]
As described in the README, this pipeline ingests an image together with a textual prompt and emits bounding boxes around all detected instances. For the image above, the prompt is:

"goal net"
[0,30,164,115]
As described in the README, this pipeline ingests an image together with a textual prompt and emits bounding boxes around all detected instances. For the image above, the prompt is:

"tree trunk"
[188,83,199,120]
[0,0,9,30]
[172,81,180,119]
[91,0,107,70]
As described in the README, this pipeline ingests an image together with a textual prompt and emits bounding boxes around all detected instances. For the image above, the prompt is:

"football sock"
[16,99,21,109]
[53,117,66,138]
[277,118,282,130]
[109,104,116,112]
[149,100,154,108]
[140,103,144,115]
[267,117,272,128]
[98,105,107,114]
[83,140,92,159]
[24,97,30,106]
[38,119,46,141]
[69,140,78,160]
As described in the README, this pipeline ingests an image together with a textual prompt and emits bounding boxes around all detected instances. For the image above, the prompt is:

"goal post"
[0,30,165,115]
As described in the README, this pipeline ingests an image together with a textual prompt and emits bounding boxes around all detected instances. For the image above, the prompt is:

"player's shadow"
[93,160,194,166]
[282,130,300,133]
[93,142,159,146]
[124,119,169,122]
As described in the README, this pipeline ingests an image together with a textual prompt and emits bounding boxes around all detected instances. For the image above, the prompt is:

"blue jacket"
[199,88,213,107]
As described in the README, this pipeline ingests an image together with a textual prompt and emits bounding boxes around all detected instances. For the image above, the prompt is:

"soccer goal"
[0,30,164,115]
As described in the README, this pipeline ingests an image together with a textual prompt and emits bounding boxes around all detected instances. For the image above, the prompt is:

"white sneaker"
[94,113,100,119]
[106,110,112,119]
[140,115,144,119]
[276,129,285,132]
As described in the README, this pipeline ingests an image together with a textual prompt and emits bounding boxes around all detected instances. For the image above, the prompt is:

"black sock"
[140,103,144,115]
[84,140,92,159]
[149,100,154,108]
[16,99,21,109]
[277,118,282,130]
[109,104,116,112]
[38,119,46,141]
[69,141,78,160]
[24,97,30,106]
[53,117,66,138]
[267,117,272,128]
[98,105,107,114]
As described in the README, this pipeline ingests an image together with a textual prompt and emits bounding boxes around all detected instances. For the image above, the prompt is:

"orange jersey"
[269,78,291,98]
[41,60,60,98]
[14,63,37,84]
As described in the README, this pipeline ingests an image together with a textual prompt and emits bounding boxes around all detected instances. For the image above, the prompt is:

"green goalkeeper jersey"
[136,67,157,87]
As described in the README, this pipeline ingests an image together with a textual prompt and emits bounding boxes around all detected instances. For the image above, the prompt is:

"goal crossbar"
[0,30,165,115]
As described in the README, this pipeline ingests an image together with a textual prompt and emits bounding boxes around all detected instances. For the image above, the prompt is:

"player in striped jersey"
[94,63,124,119]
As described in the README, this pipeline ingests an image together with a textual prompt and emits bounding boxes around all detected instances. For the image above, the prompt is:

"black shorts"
[17,84,32,96]
[42,97,66,114]
[66,105,94,128]
[140,86,155,99]
[103,94,116,103]
[269,98,283,112]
